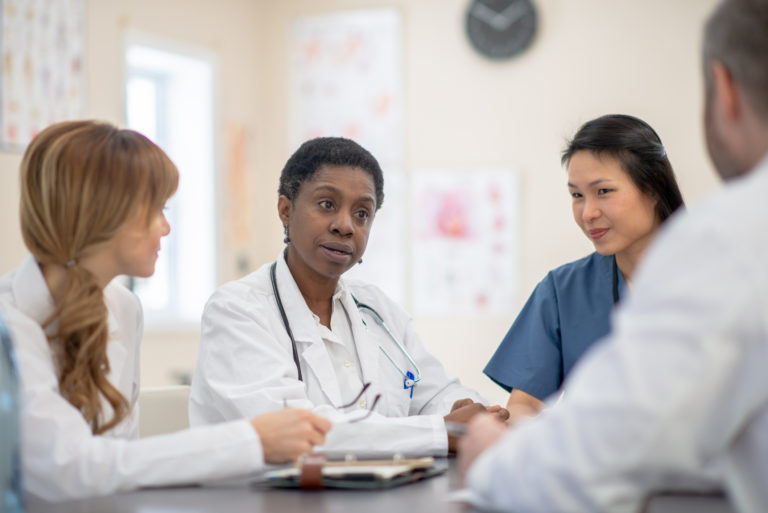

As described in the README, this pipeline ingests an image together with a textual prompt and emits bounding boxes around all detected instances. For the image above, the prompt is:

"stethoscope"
[269,262,423,396]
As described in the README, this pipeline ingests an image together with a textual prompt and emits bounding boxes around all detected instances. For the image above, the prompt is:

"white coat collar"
[273,251,383,407]
[13,255,57,330]
[274,251,345,405]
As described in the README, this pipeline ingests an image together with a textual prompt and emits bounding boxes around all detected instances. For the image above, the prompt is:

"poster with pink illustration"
[288,8,402,167]
[412,171,519,315]
[1,0,86,149]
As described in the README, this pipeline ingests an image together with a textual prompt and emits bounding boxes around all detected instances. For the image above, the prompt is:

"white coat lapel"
[276,256,343,407]
[299,342,343,406]
[342,290,383,402]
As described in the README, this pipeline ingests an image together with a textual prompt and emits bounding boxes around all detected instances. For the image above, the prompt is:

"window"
[124,36,216,326]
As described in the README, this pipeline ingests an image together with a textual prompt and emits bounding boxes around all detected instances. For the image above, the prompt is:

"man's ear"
[277,195,292,227]
[710,60,742,123]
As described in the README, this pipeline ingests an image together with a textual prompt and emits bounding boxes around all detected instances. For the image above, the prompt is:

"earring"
[283,225,291,244]
[358,259,363,265]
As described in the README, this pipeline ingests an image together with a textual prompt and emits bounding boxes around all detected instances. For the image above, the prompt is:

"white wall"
[0,0,721,405]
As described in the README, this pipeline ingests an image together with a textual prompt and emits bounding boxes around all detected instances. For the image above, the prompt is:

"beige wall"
[0,0,721,405]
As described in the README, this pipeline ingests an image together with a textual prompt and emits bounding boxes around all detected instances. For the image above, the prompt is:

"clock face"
[465,0,538,60]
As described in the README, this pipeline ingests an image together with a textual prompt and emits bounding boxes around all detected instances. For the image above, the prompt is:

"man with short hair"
[459,0,768,511]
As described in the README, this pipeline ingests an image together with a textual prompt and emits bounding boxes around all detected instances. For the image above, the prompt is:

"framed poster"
[288,9,405,303]
[412,170,519,316]
[0,0,86,150]
[289,8,402,167]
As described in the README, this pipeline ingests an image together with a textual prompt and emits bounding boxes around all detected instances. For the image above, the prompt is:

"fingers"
[444,402,510,454]
[293,409,331,448]
[444,401,487,424]
[493,406,510,421]
[444,402,486,453]
[250,408,334,464]
[457,413,509,481]
[309,412,333,434]
[466,410,497,430]
[303,411,332,448]
[451,398,474,411]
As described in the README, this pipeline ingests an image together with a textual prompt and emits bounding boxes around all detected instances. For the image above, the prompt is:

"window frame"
[122,31,220,332]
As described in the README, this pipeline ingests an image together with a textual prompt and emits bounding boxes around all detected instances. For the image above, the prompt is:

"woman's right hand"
[250,409,332,463]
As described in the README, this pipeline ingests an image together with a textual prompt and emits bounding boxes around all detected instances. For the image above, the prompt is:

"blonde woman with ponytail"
[0,120,331,501]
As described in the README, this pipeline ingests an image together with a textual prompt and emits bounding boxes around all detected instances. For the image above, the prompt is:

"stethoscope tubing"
[269,261,422,386]
[270,262,303,381]
[354,301,423,387]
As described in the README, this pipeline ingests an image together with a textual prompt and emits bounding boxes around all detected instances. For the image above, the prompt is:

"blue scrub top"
[484,252,627,401]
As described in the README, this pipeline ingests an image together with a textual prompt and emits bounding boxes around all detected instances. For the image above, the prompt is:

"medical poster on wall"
[288,8,402,166]
[0,0,87,150]
[411,170,519,316]
[288,8,406,303]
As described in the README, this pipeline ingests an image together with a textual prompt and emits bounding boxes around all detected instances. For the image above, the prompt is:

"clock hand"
[493,2,530,31]
[469,2,501,26]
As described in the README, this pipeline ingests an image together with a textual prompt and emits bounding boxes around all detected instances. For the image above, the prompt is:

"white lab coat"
[190,251,484,457]
[466,156,768,512]
[0,256,263,501]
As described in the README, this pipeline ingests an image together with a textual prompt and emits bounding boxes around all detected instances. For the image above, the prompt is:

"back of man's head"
[704,0,768,121]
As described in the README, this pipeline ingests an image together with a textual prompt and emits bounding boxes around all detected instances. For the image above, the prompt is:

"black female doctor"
[190,137,508,455]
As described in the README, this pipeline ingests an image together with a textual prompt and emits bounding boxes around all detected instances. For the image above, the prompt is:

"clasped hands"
[443,398,509,453]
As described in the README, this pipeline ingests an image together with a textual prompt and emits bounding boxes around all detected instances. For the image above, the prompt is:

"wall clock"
[465,0,538,60]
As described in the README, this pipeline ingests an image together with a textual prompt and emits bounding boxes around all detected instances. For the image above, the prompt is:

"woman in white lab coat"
[190,137,508,457]
[0,120,330,501]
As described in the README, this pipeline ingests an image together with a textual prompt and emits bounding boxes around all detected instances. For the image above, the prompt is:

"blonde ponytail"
[20,120,178,433]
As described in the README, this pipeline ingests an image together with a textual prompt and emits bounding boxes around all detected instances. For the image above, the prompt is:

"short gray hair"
[704,0,768,119]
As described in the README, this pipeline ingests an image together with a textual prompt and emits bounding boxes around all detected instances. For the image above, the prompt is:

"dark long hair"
[562,114,684,222]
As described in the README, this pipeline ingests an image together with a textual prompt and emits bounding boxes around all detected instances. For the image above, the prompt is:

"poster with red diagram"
[412,170,519,315]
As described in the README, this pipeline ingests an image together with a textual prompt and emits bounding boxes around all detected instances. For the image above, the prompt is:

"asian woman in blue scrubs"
[484,114,685,422]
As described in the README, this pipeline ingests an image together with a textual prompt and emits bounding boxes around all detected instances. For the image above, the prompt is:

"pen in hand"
[445,421,467,437]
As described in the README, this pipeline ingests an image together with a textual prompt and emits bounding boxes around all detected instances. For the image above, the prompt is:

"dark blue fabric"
[484,252,626,401]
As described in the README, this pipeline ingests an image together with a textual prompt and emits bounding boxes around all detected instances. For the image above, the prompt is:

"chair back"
[138,385,191,437]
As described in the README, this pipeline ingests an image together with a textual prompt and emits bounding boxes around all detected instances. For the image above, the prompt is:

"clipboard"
[256,455,446,490]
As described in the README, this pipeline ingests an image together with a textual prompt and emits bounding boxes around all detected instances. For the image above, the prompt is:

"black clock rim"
[465,0,538,60]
